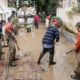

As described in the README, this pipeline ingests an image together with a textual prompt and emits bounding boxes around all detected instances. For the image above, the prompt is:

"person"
[5,17,19,67]
[45,15,51,28]
[71,22,80,79]
[34,14,40,29]
[9,11,18,35]
[0,20,6,60]
[37,19,60,65]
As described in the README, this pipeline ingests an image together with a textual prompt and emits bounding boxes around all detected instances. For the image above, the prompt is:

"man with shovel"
[37,19,60,65]
[5,17,19,67]
[71,22,80,79]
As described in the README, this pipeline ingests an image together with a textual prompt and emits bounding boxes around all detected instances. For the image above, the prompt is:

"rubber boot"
[12,57,19,61]
[37,52,44,64]
[9,61,17,67]
[49,56,56,65]
[71,75,80,79]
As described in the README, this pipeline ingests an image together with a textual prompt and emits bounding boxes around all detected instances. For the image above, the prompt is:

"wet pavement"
[0,26,78,80]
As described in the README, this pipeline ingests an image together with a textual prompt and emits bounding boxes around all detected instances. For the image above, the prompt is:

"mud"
[0,26,78,80]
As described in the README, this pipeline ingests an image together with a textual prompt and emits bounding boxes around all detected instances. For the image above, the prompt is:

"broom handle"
[66,49,75,54]
[15,41,20,50]
[13,36,20,51]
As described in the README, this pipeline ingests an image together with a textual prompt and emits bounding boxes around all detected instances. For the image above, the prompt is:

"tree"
[47,0,59,16]
[30,0,59,16]
[8,0,16,7]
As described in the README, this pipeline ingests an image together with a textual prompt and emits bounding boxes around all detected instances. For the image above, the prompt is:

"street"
[0,26,78,80]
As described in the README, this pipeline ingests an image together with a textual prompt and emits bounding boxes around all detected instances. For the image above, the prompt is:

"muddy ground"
[0,25,78,80]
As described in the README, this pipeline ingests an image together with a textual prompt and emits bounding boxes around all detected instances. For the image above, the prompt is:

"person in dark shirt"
[0,20,5,60]
[37,19,60,65]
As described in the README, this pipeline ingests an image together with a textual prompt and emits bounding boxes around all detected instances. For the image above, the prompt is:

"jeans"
[34,22,39,29]
[41,47,54,59]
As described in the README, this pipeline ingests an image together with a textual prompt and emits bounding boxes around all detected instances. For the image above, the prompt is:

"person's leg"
[36,22,39,29]
[35,22,37,29]
[37,48,48,64]
[48,47,56,65]
[8,39,17,67]
[0,38,5,60]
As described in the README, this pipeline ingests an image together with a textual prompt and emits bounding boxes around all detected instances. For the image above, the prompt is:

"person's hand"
[75,49,79,54]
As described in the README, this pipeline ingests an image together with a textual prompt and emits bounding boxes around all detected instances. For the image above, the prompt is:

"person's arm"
[55,28,60,42]
[75,34,80,51]
[0,26,2,36]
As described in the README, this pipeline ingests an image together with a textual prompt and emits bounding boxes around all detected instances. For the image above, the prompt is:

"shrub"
[67,11,73,19]
[62,23,75,34]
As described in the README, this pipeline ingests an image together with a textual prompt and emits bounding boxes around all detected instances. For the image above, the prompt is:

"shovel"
[12,35,24,57]
[66,49,80,63]
[16,41,24,57]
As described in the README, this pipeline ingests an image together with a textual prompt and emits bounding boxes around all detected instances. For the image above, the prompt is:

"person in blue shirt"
[0,20,6,60]
[37,19,60,65]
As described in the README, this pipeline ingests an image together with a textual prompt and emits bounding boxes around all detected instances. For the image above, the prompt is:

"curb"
[60,29,77,43]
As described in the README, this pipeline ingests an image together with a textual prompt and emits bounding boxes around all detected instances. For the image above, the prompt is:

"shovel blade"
[19,51,24,57]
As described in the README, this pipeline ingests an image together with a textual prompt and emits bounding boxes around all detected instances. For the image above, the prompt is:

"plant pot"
[26,28,31,32]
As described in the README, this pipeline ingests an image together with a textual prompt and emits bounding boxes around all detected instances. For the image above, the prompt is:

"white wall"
[0,0,8,7]
[56,7,80,33]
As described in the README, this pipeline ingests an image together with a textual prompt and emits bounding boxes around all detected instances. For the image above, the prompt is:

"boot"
[9,61,17,67]
[71,75,80,79]
[74,67,80,75]
[37,52,44,65]
[49,56,56,65]
[12,57,19,61]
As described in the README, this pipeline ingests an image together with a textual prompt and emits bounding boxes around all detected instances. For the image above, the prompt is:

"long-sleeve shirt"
[5,21,13,34]
[0,25,2,37]
[75,32,80,51]
[34,16,40,22]
[42,26,60,48]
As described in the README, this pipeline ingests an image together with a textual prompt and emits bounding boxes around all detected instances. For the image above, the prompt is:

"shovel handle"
[66,50,75,54]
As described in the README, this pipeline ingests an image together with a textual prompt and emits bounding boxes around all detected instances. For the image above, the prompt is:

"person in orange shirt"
[5,17,19,67]
[5,17,13,34]
[71,22,80,79]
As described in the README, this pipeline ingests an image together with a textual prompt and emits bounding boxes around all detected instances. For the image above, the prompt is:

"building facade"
[0,0,8,7]
[57,0,79,33]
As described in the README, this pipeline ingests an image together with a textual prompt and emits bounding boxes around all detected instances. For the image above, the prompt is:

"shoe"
[74,70,80,75]
[37,60,41,65]
[12,58,19,61]
[9,62,17,67]
[49,62,56,65]
[71,75,80,79]
[0,57,5,61]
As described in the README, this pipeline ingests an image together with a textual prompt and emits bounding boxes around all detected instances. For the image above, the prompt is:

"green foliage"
[67,11,73,19]
[8,0,16,7]
[62,23,75,34]
[19,0,24,8]
[72,6,79,13]
[67,6,80,19]
[31,0,59,16]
